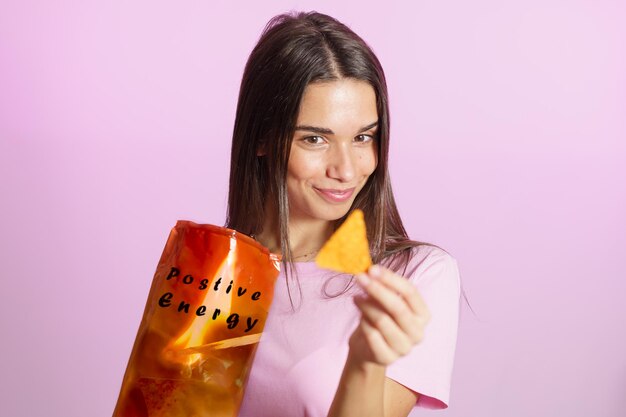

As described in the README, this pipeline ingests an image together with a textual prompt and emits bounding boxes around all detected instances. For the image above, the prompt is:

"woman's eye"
[355,134,374,143]
[303,136,325,145]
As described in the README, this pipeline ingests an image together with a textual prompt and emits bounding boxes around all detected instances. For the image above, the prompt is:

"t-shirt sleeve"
[385,247,461,410]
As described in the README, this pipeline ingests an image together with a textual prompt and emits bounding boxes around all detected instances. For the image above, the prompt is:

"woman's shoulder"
[410,244,458,267]
[386,244,460,288]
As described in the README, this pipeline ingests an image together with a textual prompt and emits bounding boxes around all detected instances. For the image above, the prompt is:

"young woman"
[225,11,461,417]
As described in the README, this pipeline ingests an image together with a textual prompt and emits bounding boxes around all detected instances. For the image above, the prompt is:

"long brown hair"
[225,11,448,306]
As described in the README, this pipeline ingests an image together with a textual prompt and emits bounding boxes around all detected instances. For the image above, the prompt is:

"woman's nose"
[326,143,356,182]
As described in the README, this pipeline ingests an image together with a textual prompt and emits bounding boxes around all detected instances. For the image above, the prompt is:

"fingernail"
[369,265,380,277]
[356,273,370,287]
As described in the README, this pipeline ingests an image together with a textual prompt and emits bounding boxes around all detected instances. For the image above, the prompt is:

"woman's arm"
[327,351,386,417]
[327,265,430,417]
[327,353,419,417]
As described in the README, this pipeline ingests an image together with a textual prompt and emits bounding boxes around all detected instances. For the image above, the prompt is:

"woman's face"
[286,78,378,226]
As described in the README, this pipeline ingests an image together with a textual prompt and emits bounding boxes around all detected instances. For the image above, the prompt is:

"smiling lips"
[314,187,356,203]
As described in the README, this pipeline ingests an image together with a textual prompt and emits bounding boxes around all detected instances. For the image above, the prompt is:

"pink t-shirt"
[238,245,461,417]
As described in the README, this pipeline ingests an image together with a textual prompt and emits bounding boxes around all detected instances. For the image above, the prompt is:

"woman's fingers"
[355,266,430,344]
[354,296,415,357]
[357,315,400,364]
[350,264,432,365]
[368,265,430,319]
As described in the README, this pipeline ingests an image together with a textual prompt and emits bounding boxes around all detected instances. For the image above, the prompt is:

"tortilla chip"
[315,209,372,274]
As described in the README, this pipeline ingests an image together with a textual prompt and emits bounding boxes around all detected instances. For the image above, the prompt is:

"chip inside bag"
[113,221,280,417]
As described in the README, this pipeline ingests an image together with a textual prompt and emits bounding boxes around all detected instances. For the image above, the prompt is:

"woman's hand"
[329,264,429,417]
[349,264,431,367]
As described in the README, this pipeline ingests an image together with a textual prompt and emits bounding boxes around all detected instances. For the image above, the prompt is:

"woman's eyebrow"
[294,121,378,135]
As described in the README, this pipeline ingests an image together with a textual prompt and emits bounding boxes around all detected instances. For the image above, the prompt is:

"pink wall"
[1,1,624,416]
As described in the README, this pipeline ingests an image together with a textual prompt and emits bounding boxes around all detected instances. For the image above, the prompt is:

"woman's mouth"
[313,187,356,203]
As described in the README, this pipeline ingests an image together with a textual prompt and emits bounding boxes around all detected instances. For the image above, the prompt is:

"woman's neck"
[255,211,334,260]
[287,217,334,260]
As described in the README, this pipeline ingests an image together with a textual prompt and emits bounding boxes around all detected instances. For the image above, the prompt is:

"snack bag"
[113,221,280,417]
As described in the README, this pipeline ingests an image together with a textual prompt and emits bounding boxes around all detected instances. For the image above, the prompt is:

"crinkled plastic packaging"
[113,221,280,417]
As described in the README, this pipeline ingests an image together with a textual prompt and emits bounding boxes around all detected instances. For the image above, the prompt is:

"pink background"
[1,1,625,416]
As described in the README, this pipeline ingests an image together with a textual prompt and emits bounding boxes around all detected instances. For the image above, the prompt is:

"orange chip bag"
[113,221,280,417]
[315,209,372,274]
